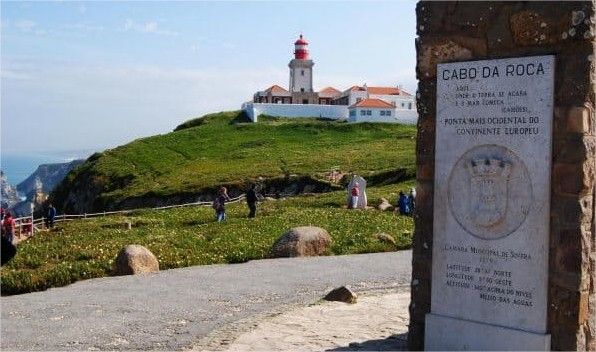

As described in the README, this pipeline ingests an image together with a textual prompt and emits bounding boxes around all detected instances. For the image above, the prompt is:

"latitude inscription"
[425,55,554,349]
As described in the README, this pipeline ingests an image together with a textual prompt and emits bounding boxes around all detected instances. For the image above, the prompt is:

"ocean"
[1,150,95,186]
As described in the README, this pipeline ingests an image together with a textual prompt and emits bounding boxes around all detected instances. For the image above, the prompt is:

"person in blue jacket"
[398,191,411,216]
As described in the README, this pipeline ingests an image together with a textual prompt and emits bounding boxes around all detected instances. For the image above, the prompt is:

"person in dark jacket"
[246,184,259,218]
[1,235,17,266]
[213,187,231,222]
[46,204,56,229]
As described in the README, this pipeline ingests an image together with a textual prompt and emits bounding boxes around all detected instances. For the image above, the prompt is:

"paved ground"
[1,251,412,351]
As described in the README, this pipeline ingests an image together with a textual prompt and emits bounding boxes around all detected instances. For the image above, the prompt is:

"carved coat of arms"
[467,158,511,228]
[448,145,532,240]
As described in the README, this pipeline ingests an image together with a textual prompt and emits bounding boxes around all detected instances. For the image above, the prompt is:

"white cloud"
[123,19,178,36]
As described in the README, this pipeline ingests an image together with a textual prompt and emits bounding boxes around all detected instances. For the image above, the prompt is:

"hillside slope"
[51,111,416,213]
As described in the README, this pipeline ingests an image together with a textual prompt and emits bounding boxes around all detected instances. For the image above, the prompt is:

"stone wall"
[409,2,595,350]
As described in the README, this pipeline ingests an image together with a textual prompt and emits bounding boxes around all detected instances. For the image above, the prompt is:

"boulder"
[271,226,331,257]
[324,286,357,304]
[114,245,159,275]
[377,198,394,211]
[376,233,397,245]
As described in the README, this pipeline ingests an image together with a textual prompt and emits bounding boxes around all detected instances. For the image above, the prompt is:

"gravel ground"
[1,251,412,351]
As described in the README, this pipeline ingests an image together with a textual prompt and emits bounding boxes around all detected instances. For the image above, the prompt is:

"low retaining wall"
[242,102,348,122]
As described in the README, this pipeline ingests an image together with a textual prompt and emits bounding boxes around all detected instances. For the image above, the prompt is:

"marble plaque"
[426,56,554,350]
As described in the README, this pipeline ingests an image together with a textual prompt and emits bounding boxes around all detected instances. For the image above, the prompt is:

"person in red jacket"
[2,212,16,244]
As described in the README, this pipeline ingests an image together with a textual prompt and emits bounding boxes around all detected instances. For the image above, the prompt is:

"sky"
[1,1,417,154]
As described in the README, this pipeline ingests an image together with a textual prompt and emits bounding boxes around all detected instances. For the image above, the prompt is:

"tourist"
[398,191,411,216]
[213,187,231,222]
[246,184,260,218]
[408,188,416,215]
[2,211,16,244]
[1,235,17,266]
[46,204,56,229]
[350,182,360,209]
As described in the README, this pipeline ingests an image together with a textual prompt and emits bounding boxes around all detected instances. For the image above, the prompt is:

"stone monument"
[409,2,595,351]
[347,175,367,209]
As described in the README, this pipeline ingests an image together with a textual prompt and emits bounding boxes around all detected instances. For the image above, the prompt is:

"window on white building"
[350,110,356,117]
[380,111,386,116]
[409,103,413,109]
[360,110,366,116]
[366,110,372,116]
[301,70,305,76]
[401,103,405,107]
[386,110,392,116]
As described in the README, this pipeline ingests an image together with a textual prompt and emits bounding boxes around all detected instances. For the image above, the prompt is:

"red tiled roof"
[367,86,401,95]
[349,98,396,109]
[320,86,341,94]
[266,84,290,94]
[342,85,413,96]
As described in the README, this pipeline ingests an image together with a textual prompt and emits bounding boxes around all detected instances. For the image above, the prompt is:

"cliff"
[17,160,85,198]
[0,171,20,209]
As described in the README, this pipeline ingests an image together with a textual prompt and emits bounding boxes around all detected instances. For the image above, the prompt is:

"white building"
[348,98,395,123]
[244,34,417,124]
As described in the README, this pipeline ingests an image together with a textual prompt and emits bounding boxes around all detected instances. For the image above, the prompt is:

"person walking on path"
[397,191,411,216]
[213,187,231,222]
[2,211,16,244]
[350,182,360,209]
[246,184,260,218]
[46,204,57,229]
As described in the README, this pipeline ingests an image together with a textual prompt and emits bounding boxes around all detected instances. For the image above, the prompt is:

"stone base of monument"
[424,314,550,351]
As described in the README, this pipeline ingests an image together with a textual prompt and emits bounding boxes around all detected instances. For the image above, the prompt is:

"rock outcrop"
[0,171,20,209]
[114,245,159,275]
[271,226,331,257]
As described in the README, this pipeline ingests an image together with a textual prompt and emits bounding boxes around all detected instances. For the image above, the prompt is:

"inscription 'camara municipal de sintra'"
[425,56,554,349]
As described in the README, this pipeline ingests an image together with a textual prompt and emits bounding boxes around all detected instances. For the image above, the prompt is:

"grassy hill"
[51,111,417,213]
[2,182,415,295]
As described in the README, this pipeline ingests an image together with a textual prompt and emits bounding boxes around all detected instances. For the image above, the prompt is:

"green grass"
[52,111,417,211]
[1,182,415,295]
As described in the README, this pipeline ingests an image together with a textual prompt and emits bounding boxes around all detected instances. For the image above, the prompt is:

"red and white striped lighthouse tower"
[289,33,314,94]
[294,34,309,59]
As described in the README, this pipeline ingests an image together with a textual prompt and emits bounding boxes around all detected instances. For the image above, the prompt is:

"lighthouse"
[288,34,315,101]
